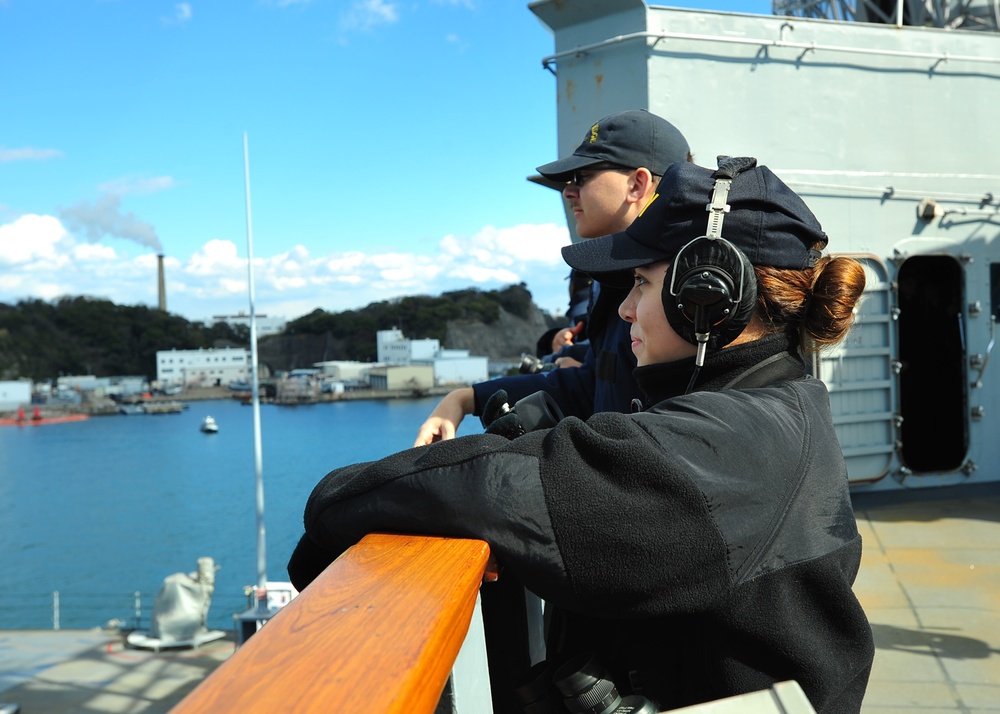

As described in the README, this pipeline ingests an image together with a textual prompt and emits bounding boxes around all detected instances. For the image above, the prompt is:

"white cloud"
[0,214,70,265]
[440,223,569,266]
[0,214,573,321]
[7,281,66,301]
[72,242,118,262]
[0,146,64,163]
[188,239,242,276]
[99,175,176,196]
[161,3,192,25]
[340,0,399,33]
[324,251,366,273]
[449,264,520,284]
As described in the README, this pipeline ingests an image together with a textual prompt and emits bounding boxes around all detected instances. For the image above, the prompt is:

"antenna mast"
[243,132,268,612]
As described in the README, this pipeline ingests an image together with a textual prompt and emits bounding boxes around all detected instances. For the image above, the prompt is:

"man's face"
[618,261,698,367]
[562,167,636,239]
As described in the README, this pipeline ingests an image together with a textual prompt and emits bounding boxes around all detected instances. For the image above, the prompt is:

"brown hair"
[752,248,866,352]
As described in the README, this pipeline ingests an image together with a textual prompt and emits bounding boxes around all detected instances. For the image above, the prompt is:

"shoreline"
[0,384,464,420]
[170,384,459,404]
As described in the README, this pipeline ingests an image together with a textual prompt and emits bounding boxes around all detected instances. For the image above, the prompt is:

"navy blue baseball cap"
[562,158,827,286]
[536,109,690,182]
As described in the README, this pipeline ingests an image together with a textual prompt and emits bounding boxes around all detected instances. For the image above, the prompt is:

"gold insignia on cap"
[589,122,599,143]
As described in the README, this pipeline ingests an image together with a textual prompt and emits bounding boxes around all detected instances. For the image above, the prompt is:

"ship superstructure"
[530,0,1000,492]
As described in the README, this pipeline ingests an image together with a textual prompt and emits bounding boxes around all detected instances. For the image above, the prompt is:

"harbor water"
[0,396,478,632]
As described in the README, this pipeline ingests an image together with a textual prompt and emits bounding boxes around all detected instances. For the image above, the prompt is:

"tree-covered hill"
[280,283,539,363]
[0,296,249,383]
[0,284,557,382]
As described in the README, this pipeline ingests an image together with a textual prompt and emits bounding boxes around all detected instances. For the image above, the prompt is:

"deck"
[1,483,997,713]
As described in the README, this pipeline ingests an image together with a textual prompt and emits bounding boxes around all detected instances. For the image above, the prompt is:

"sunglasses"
[569,163,635,187]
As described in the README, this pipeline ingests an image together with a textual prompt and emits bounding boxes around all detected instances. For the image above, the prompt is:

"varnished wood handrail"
[173,533,491,713]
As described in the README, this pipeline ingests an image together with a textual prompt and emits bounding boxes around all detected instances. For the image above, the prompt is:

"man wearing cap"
[290,157,873,712]
[414,109,692,446]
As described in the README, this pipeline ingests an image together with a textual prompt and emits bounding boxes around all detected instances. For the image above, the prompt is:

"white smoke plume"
[59,194,163,252]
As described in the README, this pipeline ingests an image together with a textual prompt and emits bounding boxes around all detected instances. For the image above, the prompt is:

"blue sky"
[1,0,772,324]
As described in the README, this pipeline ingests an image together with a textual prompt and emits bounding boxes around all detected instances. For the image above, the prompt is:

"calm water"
[0,397,478,631]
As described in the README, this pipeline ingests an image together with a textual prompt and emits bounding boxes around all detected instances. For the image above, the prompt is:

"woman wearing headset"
[288,158,874,713]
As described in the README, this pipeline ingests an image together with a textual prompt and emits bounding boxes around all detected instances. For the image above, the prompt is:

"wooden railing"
[172,533,491,713]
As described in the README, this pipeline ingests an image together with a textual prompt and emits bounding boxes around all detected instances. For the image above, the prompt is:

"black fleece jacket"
[471,284,641,418]
[288,334,874,712]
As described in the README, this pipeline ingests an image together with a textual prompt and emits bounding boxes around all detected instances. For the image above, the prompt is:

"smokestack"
[157,254,166,312]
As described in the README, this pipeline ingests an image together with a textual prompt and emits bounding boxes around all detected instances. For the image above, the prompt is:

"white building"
[211,312,287,339]
[0,380,31,411]
[377,329,440,365]
[373,330,488,388]
[156,347,251,387]
[313,361,374,384]
[56,375,99,392]
[104,376,150,398]
[54,374,149,398]
[429,349,489,387]
[368,365,435,391]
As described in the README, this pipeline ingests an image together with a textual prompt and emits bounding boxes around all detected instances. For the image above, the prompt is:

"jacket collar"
[632,333,804,408]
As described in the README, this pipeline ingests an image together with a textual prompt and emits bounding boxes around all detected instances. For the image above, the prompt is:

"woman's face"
[618,261,698,367]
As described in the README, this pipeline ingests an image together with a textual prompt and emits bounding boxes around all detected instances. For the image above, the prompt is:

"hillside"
[257,284,559,373]
[0,297,248,383]
[0,285,562,382]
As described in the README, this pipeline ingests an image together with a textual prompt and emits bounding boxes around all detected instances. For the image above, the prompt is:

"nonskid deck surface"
[0,629,235,714]
[0,485,998,713]
[851,482,1000,713]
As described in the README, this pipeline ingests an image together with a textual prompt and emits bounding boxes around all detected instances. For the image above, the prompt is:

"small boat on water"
[200,416,218,434]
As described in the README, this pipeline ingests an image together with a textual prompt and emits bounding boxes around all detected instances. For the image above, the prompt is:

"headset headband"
[667,158,758,372]
[705,176,732,239]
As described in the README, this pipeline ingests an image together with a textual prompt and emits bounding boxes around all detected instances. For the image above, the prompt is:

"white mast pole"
[243,132,268,611]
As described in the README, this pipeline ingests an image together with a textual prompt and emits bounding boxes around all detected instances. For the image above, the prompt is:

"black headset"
[662,157,758,370]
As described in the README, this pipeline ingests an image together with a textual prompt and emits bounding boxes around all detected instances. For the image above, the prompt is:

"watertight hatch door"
[813,256,895,484]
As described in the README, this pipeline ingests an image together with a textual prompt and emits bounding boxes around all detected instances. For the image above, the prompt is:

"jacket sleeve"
[470,344,600,421]
[288,432,570,599]
[287,407,757,617]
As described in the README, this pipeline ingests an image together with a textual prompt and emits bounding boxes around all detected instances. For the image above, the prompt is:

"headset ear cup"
[662,237,757,349]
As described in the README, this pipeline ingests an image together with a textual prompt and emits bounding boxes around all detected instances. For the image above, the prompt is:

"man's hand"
[554,356,583,369]
[550,321,584,354]
[413,387,474,446]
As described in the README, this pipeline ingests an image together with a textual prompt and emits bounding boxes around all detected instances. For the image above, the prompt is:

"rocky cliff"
[257,301,561,374]
[445,303,558,362]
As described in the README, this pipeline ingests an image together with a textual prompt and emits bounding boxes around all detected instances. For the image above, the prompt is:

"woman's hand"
[483,553,501,583]
[550,321,584,354]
